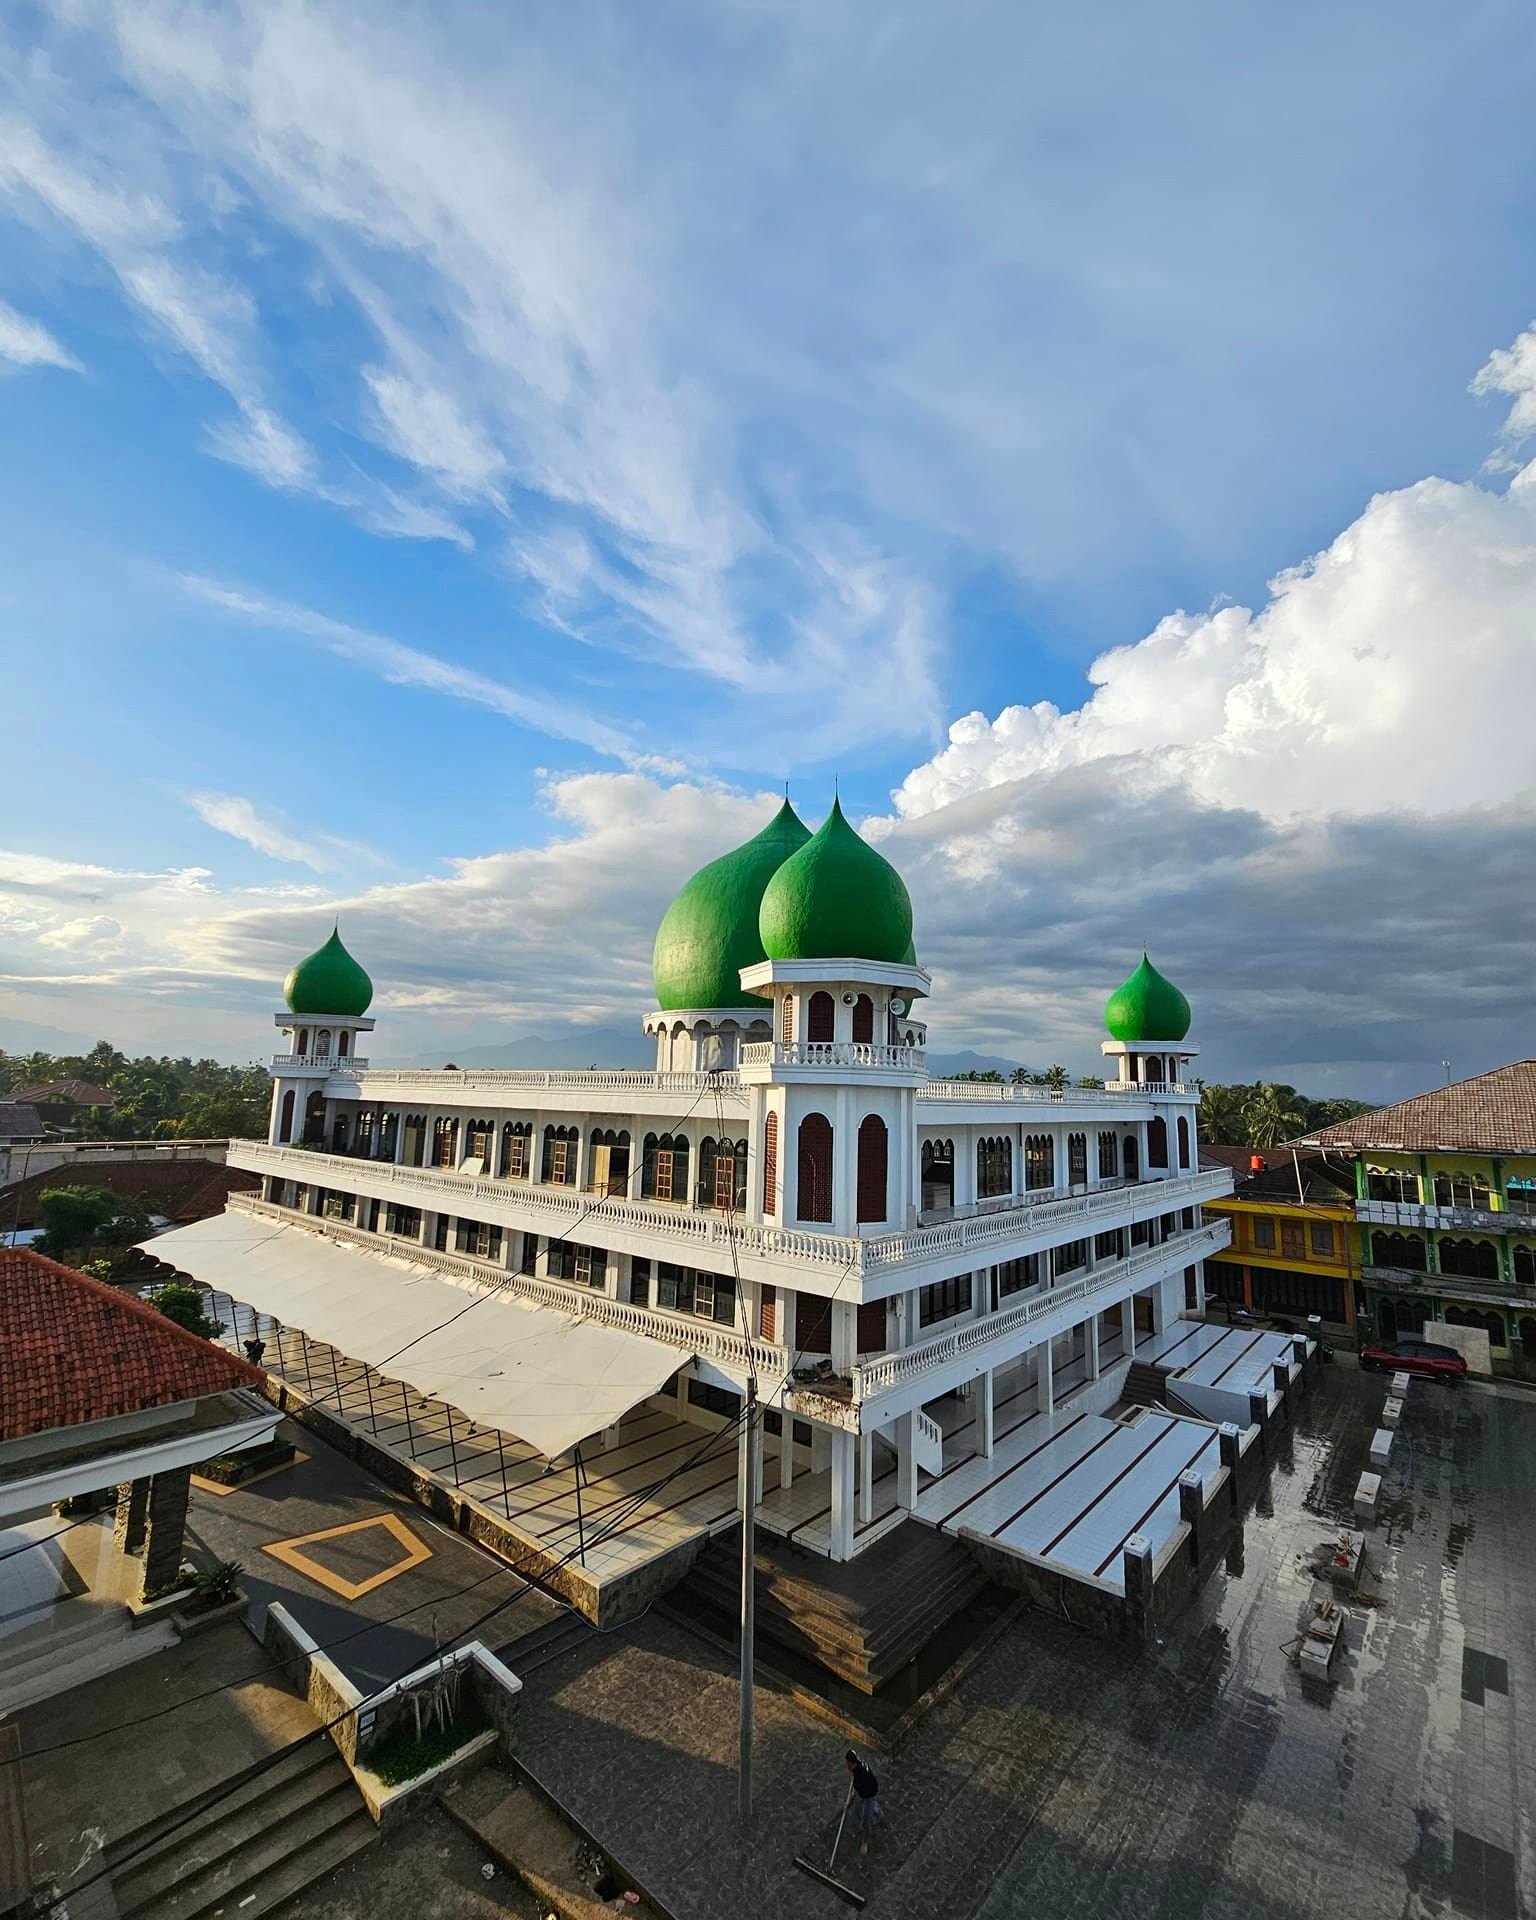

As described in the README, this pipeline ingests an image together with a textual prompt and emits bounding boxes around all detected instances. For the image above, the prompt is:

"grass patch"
[362,1703,487,1786]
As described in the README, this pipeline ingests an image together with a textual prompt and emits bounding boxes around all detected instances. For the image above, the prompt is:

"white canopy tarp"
[145,1212,690,1460]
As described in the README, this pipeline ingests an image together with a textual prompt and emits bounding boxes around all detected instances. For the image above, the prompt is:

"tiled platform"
[1137,1318,1308,1414]
[210,1299,743,1590]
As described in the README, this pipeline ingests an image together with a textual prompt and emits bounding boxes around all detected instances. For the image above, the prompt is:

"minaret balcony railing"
[272,1053,371,1071]
[741,1040,923,1071]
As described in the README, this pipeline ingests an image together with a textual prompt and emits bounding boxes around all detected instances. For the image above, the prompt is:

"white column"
[1039,1339,1055,1417]
[895,1411,918,1509]
[833,1085,855,1235]
[858,1430,874,1523]
[1124,1294,1138,1357]
[830,1430,856,1558]
[780,1417,796,1491]
[1086,1313,1101,1382]
[977,1369,995,1458]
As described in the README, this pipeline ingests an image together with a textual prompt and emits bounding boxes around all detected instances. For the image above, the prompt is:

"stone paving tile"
[511,1362,1536,1920]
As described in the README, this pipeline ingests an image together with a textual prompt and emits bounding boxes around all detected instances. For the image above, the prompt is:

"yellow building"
[1201,1148,1358,1329]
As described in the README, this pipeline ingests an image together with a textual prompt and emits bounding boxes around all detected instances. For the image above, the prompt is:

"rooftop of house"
[1201,1144,1354,1205]
[0,1102,47,1140]
[1298,1060,1536,1158]
[0,1247,265,1443]
[9,1077,117,1107]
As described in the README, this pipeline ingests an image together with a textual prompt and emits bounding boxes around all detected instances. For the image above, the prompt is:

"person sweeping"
[844,1748,882,1858]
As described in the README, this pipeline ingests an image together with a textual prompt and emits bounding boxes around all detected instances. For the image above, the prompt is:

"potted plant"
[172,1558,248,1636]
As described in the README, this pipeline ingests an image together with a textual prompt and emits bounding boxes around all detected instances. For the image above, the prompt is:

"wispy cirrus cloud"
[186,792,380,873]
[0,297,81,372]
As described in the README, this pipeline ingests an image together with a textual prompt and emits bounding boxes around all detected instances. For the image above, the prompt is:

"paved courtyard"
[507,1358,1535,1919]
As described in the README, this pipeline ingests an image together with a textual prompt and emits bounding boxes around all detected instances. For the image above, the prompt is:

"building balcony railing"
[1358,1197,1536,1235]
[272,1054,370,1071]
[228,1142,1231,1282]
[848,1221,1230,1405]
[1362,1262,1532,1297]
[225,1190,791,1383]
[915,1079,1191,1103]
[741,1041,922,1071]
[339,1066,743,1094]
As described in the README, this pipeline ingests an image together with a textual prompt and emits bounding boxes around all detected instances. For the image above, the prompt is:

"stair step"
[0,1617,178,1716]
[147,1807,375,1920]
[115,1770,365,1920]
[109,1740,338,1867]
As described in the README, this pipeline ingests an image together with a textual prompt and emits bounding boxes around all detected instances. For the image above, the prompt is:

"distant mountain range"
[379,1028,1032,1079]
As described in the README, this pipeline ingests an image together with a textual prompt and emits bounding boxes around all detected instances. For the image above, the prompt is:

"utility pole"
[737,1378,759,1827]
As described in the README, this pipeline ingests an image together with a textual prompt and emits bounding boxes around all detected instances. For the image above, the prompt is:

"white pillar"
[1086,1314,1101,1382]
[858,1431,874,1523]
[1124,1294,1138,1357]
[830,1431,856,1558]
[1039,1339,1055,1417]
[978,1369,995,1458]
[780,1418,796,1491]
[895,1412,918,1509]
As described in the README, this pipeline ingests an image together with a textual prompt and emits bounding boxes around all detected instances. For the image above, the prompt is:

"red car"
[1360,1337,1467,1381]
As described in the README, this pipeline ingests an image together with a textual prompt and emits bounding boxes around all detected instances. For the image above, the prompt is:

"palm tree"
[1043,1064,1070,1091]
[1196,1080,1250,1145]
[1243,1083,1306,1148]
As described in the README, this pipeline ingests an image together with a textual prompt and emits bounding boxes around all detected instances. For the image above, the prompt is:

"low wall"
[262,1603,521,1831]
[957,1528,1132,1638]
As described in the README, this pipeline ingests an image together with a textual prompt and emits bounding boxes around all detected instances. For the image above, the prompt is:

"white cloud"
[37,915,125,953]
[186,792,377,873]
[0,298,81,371]
[176,573,639,760]
[1470,321,1536,460]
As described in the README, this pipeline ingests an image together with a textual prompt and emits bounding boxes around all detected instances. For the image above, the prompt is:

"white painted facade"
[233,954,1232,1561]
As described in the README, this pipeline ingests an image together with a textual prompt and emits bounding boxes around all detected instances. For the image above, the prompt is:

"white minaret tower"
[268,926,375,1146]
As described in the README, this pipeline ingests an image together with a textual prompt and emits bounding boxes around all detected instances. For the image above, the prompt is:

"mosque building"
[154,798,1317,1638]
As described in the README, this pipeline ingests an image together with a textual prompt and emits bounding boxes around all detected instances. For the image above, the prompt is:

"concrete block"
[1369,1428,1393,1469]
[1382,1395,1404,1428]
[1391,1370,1411,1395]
[1354,1471,1381,1525]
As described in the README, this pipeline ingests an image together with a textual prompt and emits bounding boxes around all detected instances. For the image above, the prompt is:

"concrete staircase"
[106,1739,374,1920]
[1121,1360,1172,1409]
[0,1603,178,1716]
[684,1522,991,1695]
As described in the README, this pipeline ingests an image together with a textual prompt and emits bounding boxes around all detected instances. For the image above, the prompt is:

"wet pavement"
[510,1358,1535,1919]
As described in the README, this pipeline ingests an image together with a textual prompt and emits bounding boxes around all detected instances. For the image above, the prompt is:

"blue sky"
[3,1,1536,1095]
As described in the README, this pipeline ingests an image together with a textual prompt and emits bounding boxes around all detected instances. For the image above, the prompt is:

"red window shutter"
[762,1111,779,1214]
[856,1114,888,1224]
[781,995,795,1044]
[808,991,835,1043]
[796,1293,832,1353]
[797,1113,833,1223]
[857,1300,886,1354]
[852,994,874,1044]
[760,1284,777,1342]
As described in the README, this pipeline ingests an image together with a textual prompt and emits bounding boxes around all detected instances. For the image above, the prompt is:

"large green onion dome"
[1104,953,1190,1043]
[283,926,374,1017]
[758,797,913,965]
[651,799,812,1010]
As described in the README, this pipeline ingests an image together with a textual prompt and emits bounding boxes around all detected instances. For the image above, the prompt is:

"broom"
[792,1791,866,1909]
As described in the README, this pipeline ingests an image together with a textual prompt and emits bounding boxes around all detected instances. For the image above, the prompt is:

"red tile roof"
[0,1248,266,1442]
[9,1078,117,1106]
[1297,1060,1536,1156]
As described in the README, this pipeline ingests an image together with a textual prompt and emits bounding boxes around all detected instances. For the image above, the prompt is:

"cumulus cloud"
[0,298,81,371]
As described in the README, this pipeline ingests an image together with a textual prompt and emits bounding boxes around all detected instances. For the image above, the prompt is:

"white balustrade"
[740,1041,923,1071]
[850,1222,1229,1401]
[343,1066,741,1094]
[271,1054,370,1071]
[917,1079,1192,1102]
[226,1190,792,1380]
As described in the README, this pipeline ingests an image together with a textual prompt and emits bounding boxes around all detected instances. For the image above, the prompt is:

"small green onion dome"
[1104,953,1190,1043]
[651,799,812,1010]
[283,926,374,1017]
[759,797,914,965]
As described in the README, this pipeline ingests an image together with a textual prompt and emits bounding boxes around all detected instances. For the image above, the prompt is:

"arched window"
[852,994,875,1044]
[332,1114,350,1153]
[354,1109,375,1157]
[1123,1134,1140,1181]
[1148,1117,1168,1169]
[762,1111,779,1215]
[316,1029,332,1058]
[1025,1134,1054,1191]
[1177,1116,1190,1170]
[1445,1303,1505,1347]
[501,1120,532,1179]
[1098,1131,1118,1180]
[1520,1315,1536,1353]
[642,1131,689,1202]
[303,1090,326,1144]
[1068,1133,1087,1186]
[699,1136,748,1210]
[589,1126,631,1196]
[433,1116,460,1168]
[857,1115,888,1223]
[1372,1231,1427,1271]
[797,1113,834,1223]
[1439,1237,1498,1280]
[921,1138,954,1211]
[379,1111,399,1160]
[338,1030,350,1057]
[465,1117,494,1169]
[542,1123,579,1185]
[296,1029,310,1057]
[780,995,795,1045]
[1515,1245,1536,1287]
[279,1087,295,1143]
[807,991,835,1044]
[1144,1056,1164,1084]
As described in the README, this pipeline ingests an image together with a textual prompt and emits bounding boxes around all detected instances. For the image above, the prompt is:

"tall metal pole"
[737,1380,759,1827]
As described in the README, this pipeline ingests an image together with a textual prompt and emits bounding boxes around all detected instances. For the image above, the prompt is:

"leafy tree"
[145,1282,219,1339]
[32,1186,121,1259]
[1075,1075,1105,1089]
[1042,1065,1070,1091]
